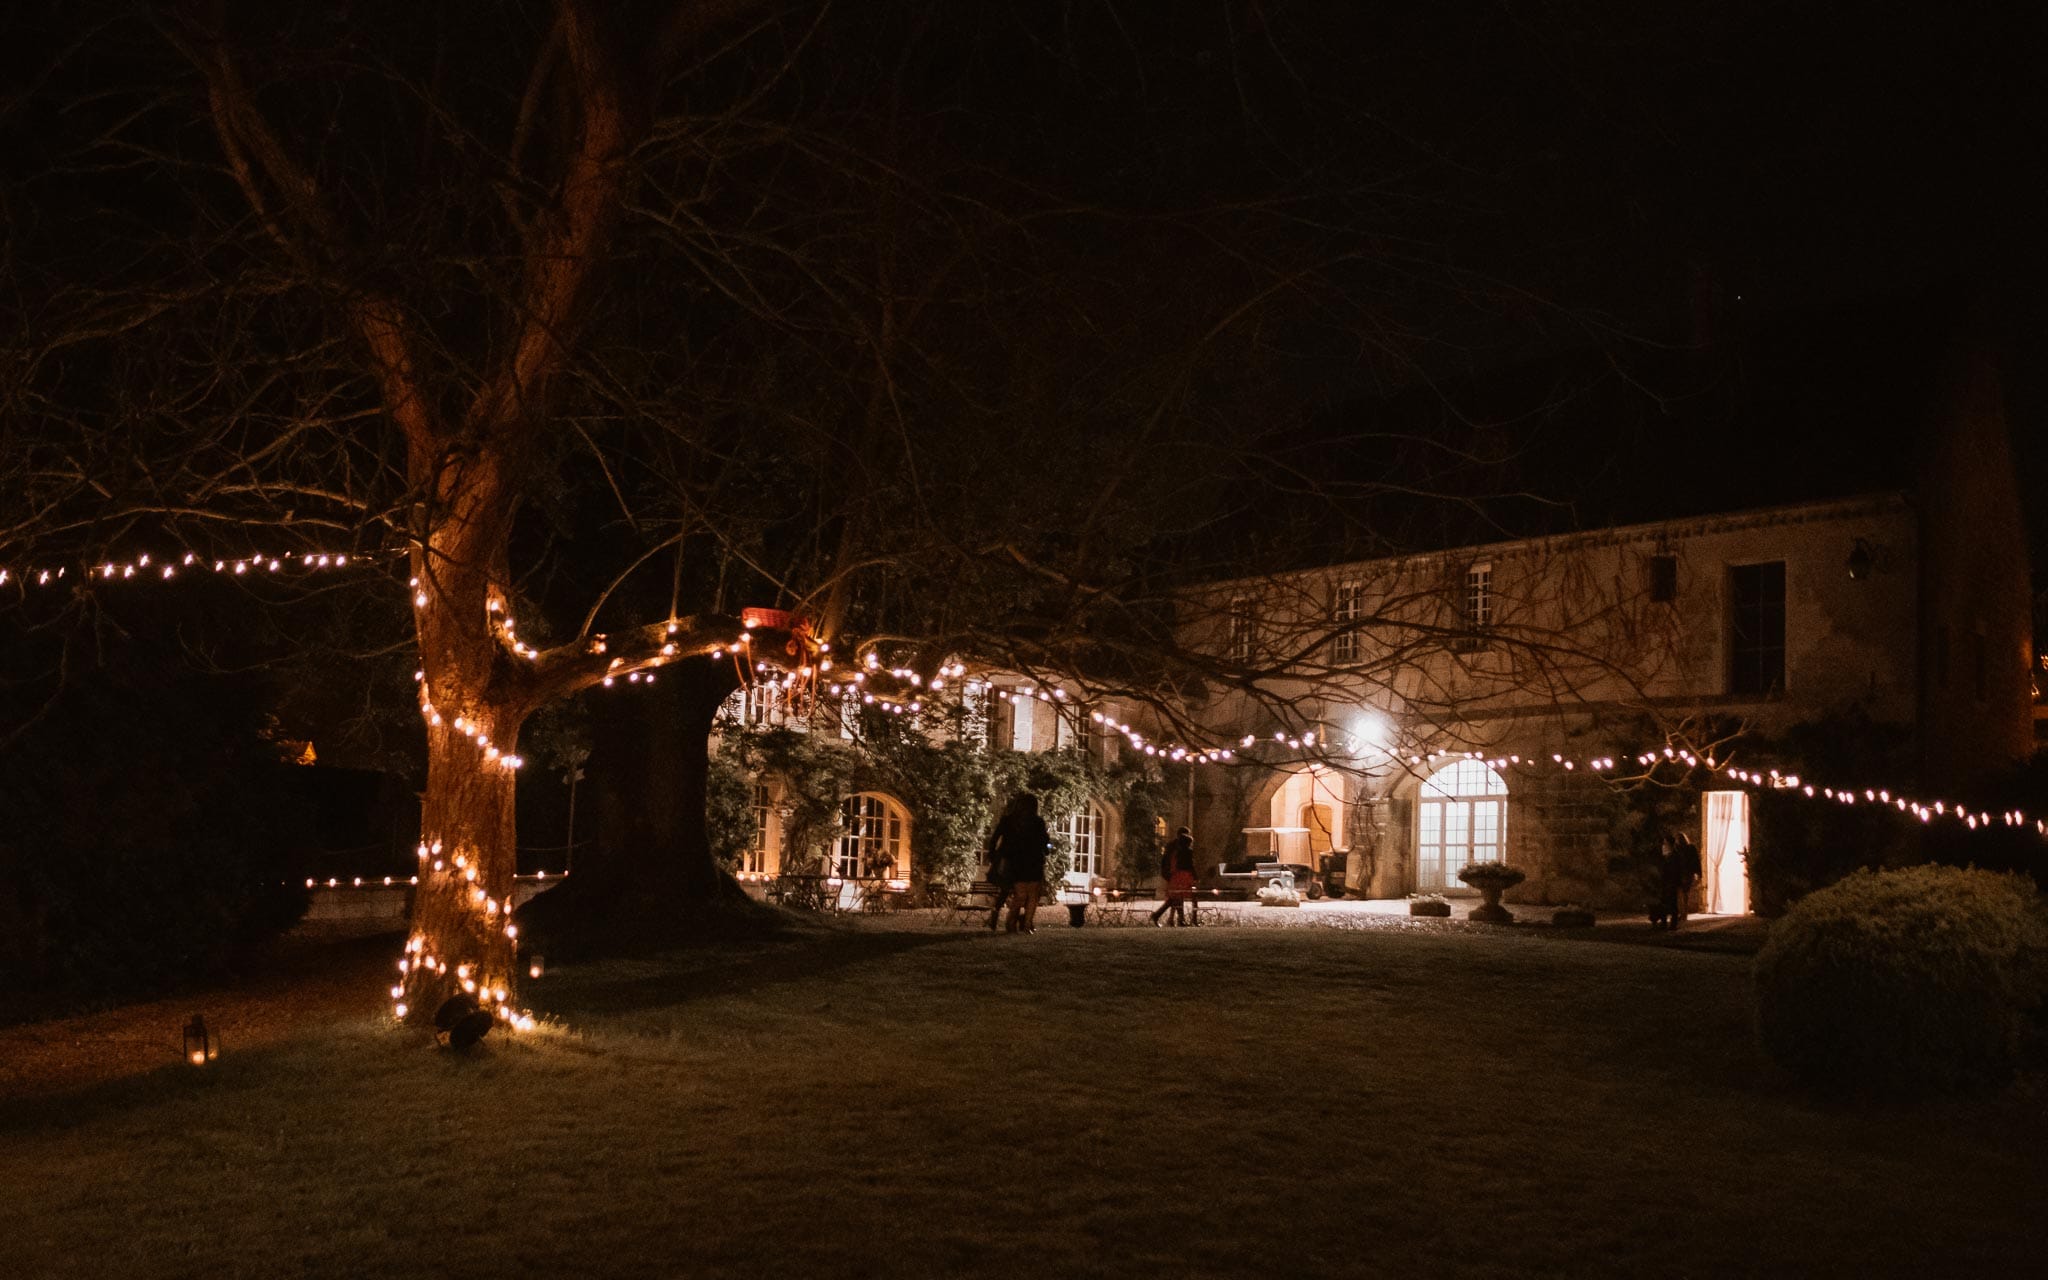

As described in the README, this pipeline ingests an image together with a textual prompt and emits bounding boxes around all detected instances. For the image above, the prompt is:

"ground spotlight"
[433,994,494,1051]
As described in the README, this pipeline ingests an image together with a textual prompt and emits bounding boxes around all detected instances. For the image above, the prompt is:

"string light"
[807,641,2048,846]
[1,547,382,592]
[389,829,542,1029]
[20,549,1997,1009]
[16,541,2030,1015]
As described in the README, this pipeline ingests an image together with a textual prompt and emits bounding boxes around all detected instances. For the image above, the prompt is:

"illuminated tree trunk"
[399,709,527,1024]
[393,489,533,1025]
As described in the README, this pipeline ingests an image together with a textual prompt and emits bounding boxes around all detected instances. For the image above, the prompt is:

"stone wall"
[1502,769,1626,907]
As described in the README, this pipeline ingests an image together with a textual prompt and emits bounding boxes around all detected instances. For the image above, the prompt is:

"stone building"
[715,306,2033,915]
[1176,334,2034,911]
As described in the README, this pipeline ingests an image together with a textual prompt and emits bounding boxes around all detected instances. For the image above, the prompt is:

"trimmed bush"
[1754,865,2047,1094]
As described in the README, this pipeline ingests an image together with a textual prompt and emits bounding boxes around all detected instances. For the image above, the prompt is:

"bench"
[944,880,1006,926]
[768,874,836,912]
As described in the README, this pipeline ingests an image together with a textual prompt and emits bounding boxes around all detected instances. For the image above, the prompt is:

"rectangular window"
[745,682,785,727]
[1450,561,1493,652]
[1331,580,1363,663]
[1465,563,1493,629]
[991,690,1035,752]
[1058,809,1102,879]
[1094,703,1120,765]
[1647,554,1678,604]
[1011,692,1037,752]
[1229,595,1255,663]
[961,682,990,747]
[1728,561,1787,695]
[746,783,772,874]
[989,690,1013,750]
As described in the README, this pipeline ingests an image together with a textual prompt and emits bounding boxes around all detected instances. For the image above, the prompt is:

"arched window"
[1055,805,1105,879]
[836,793,908,878]
[1416,760,1507,892]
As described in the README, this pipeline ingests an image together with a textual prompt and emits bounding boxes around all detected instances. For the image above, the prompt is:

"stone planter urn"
[1456,862,1526,923]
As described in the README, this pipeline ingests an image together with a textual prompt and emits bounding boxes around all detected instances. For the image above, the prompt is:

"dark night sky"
[5,0,2042,555]
[950,2,2048,557]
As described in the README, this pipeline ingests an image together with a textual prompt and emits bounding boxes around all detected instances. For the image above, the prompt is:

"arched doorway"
[1265,766,1348,863]
[1416,760,1507,891]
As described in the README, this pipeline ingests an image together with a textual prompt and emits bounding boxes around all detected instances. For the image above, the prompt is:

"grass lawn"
[3,916,2043,1279]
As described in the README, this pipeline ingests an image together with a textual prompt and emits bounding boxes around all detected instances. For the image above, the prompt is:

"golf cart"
[1207,826,1326,900]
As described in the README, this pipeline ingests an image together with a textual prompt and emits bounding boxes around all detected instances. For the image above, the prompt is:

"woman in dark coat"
[989,792,1051,934]
[983,793,1023,931]
[1668,832,1702,930]
[1151,827,1197,926]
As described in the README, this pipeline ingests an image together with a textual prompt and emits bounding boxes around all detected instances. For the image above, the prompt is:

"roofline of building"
[1203,490,1915,595]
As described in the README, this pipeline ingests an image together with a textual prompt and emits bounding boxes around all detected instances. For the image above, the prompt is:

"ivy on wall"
[714,697,1164,888]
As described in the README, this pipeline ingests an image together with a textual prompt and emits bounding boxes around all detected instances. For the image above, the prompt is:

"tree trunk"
[396,708,527,1024]
[396,483,529,1025]
[594,658,738,901]
[517,655,762,954]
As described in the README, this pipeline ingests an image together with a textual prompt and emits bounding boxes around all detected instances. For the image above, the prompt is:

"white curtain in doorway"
[1700,791,1750,915]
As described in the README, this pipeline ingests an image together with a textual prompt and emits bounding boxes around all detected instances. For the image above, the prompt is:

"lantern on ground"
[527,954,545,980]
[183,1015,218,1067]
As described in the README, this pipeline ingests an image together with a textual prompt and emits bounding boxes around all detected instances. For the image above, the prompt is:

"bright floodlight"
[1347,711,1388,758]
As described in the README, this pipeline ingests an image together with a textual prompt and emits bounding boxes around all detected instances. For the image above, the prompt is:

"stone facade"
[1182,462,2034,909]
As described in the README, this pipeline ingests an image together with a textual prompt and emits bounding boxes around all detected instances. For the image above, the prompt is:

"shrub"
[1409,894,1450,918]
[0,667,312,1000]
[1552,905,1596,928]
[1457,861,1525,891]
[1753,865,2048,1094]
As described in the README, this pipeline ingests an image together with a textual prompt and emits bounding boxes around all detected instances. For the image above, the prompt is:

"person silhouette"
[982,793,1024,931]
[1669,831,1702,930]
[1151,827,1197,926]
[988,791,1050,934]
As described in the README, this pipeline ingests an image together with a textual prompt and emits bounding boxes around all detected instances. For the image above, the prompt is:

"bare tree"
[2,1,1673,1014]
